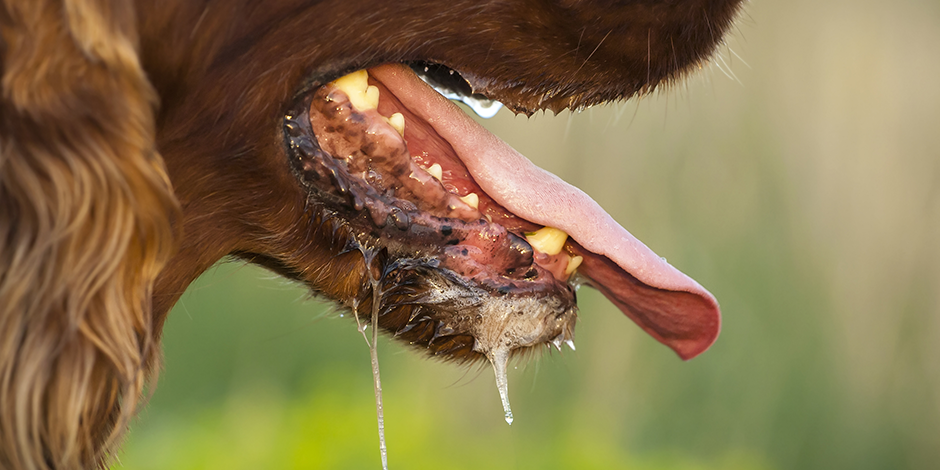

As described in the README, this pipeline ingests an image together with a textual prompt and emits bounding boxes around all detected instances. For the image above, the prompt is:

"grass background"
[117,0,940,468]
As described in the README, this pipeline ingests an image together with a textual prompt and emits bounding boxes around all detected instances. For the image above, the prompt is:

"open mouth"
[283,62,720,366]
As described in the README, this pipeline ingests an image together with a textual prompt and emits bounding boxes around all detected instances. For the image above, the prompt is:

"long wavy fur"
[0,1,178,468]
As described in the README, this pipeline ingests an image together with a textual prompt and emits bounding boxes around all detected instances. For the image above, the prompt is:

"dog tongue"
[369,64,720,360]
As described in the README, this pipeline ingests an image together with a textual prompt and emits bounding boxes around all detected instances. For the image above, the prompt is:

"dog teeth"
[524,226,568,256]
[459,192,479,209]
[388,112,405,135]
[564,255,583,276]
[427,163,443,181]
[331,69,379,111]
[364,85,379,108]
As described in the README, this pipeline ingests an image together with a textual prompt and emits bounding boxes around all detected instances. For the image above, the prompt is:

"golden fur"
[0,1,177,468]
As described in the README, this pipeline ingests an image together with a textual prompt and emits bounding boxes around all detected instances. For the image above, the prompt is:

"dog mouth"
[283,63,720,363]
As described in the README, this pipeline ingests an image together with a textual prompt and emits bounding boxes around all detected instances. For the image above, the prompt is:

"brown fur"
[0,0,743,468]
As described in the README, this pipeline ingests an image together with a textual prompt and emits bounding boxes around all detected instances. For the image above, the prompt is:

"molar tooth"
[427,163,443,181]
[524,226,568,256]
[564,255,583,276]
[388,112,405,135]
[459,192,479,209]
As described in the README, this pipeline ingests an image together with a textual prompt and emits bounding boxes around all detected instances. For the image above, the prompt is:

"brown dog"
[0,1,743,468]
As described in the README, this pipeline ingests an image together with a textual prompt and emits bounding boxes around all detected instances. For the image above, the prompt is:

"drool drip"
[488,346,514,425]
[353,247,389,470]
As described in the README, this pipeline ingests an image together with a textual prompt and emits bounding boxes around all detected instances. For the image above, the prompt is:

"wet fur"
[0,0,743,468]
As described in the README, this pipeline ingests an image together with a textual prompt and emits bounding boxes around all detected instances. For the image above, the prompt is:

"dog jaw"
[277,62,722,363]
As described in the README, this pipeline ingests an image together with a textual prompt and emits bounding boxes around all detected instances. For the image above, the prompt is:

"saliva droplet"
[413,70,503,119]
[488,346,514,425]
[434,86,503,118]
[458,95,503,119]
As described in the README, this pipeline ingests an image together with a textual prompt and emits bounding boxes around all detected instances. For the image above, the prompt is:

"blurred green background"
[117,1,940,469]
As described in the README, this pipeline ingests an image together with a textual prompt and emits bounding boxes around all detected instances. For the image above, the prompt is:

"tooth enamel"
[459,192,479,209]
[427,163,443,181]
[524,226,568,256]
[388,112,405,135]
[331,70,378,111]
[332,70,368,92]
[564,255,583,276]
[364,85,380,109]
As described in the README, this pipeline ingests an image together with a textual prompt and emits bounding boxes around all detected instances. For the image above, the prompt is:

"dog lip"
[286,79,571,297]
[369,63,721,360]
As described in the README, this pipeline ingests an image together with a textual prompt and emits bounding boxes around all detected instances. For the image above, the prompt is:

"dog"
[0,0,744,468]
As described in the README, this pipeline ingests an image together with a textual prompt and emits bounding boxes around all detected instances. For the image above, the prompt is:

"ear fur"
[0,1,178,468]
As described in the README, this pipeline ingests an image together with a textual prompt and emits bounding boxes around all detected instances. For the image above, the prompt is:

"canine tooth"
[331,69,378,111]
[564,255,583,276]
[427,163,443,181]
[459,192,479,209]
[388,112,405,135]
[524,226,568,256]
[333,70,368,93]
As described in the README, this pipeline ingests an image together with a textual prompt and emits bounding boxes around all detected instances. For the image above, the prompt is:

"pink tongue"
[369,64,720,360]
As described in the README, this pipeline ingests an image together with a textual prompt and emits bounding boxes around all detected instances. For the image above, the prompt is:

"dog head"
[0,0,743,468]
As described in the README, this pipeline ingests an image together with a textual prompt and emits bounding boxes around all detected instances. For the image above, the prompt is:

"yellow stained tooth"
[564,255,583,276]
[524,226,568,256]
[332,70,368,92]
[459,192,479,209]
[364,85,380,109]
[427,163,443,181]
[330,70,378,111]
[388,112,405,135]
